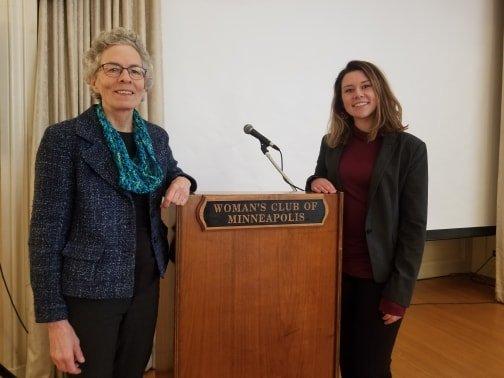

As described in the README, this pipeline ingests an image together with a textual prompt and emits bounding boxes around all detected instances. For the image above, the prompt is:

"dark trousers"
[340,274,402,378]
[66,279,159,378]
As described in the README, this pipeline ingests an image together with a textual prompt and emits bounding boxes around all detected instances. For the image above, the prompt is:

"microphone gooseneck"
[243,124,303,191]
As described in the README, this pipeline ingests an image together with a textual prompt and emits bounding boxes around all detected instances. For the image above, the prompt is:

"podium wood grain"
[164,193,342,378]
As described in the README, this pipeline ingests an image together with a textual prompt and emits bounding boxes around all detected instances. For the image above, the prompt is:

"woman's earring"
[340,112,348,120]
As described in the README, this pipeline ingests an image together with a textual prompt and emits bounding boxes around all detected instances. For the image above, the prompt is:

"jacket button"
[366,229,372,234]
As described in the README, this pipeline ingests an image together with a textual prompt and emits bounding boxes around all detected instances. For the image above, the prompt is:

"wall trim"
[427,227,496,241]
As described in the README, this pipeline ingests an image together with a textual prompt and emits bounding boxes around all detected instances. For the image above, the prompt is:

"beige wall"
[471,236,496,279]
[419,236,496,280]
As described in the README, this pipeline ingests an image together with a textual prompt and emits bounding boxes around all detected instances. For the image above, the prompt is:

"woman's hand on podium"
[161,176,191,208]
[311,178,337,194]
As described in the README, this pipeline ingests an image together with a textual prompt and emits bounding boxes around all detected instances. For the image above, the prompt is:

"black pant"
[340,274,402,378]
[66,279,160,378]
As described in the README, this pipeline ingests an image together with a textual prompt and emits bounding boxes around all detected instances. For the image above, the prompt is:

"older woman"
[29,28,196,377]
[307,60,428,377]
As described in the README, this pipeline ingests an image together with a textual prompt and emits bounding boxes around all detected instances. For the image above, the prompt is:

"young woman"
[307,60,428,377]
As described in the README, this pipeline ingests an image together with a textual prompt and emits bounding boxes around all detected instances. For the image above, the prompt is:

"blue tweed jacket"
[29,106,196,323]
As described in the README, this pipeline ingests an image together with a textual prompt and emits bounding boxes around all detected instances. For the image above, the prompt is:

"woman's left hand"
[382,313,402,325]
[161,176,191,208]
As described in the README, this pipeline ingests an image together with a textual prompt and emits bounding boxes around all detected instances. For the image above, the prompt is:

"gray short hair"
[84,27,153,99]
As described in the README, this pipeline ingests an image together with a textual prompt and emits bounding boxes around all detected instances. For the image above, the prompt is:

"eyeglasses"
[99,63,147,80]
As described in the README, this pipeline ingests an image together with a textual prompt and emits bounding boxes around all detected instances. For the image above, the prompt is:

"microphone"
[243,124,280,151]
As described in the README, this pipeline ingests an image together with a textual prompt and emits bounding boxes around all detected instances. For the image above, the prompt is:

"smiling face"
[91,44,146,117]
[341,70,378,130]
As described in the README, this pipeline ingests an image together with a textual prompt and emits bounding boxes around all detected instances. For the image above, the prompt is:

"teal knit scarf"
[96,104,163,194]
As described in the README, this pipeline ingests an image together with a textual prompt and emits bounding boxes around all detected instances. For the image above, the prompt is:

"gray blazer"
[306,131,428,307]
[29,106,196,322]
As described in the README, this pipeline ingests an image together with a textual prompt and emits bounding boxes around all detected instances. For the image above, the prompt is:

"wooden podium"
[156,192,342,378]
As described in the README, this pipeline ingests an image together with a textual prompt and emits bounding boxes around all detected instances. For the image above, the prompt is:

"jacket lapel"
[146,124,167,209]
[367,132,398,204]
[329,146,345,191]
[147,124,166,168]
[75,106,132,200]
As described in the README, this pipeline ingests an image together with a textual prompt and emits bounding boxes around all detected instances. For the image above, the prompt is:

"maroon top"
[340,126,405,317]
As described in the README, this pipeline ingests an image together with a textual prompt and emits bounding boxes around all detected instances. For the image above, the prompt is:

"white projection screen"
[161,0,503,232]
